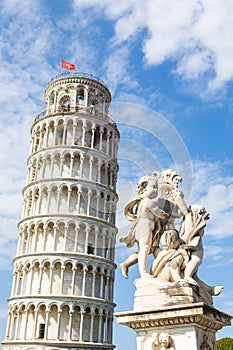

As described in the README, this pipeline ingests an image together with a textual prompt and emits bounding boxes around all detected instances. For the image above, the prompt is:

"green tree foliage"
[217,337,233,350]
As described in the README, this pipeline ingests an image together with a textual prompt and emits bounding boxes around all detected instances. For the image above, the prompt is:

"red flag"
[61,59,76,70]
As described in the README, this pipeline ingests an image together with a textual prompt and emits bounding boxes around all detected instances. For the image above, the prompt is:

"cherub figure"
[120,176,171,278]
[150,229,189,283]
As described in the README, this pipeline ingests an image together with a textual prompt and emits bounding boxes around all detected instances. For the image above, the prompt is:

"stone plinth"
[134,278,208,311]
[115,302,232,350]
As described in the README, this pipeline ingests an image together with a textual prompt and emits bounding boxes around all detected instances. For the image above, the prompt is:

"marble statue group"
[120,169,223,305]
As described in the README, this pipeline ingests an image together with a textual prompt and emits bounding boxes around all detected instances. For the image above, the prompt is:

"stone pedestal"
[115,279,232,350]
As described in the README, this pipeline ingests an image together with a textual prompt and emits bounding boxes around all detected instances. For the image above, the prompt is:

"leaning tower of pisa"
[2,73,119,350]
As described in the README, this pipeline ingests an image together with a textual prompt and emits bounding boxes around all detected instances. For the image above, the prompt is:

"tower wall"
[2,73,119,350]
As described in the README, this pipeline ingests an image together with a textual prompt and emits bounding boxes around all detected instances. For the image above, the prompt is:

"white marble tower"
[2,73,119,350]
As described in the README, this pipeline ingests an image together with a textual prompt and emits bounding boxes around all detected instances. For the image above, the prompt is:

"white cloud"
[72,0,233,93]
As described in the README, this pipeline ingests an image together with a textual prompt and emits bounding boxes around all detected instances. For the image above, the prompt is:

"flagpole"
[60,58,63,75]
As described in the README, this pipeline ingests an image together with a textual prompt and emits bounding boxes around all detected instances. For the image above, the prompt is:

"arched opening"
[49,186,58,214]
[44,154,52,178]
[26,304,35,339]
[66,119,73,145]
[83,307,91,342]
[51,262,61,294]
[74,120,83,145]
[71,153,80,177]
[37,304,46,339]
[24,263,31,295]
[47,121,55,147]
[74,263,83,296]
[62,153,71,177]
[85,265,93,297]
[58,185,68,213]
[59,305,70,340]
[77,88,84,102]
[45,222,54,251]
[62,262,73,295]
[31,262,40,294]
[60,96,71,113]
[71,305,81,340]
[56,119,64,145]
[69,187,78,214]
[95,267,101,298]
[93,308,100,342]
[41,261,51,294]
[55,222,65,251]
[18,305,27,339]
[47,304,58,340]
[65,222,76,250]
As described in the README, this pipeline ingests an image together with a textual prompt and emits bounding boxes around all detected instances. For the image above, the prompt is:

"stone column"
[49,266,53,294]
[11,272,17,296]
[80,154,84,178]
[76,189,82,214]
[44,310,49,340]
[74,224,80,252]
[99,128,104,152]
[62,121,67,145]
[33,310,38,339]
[91,125,96,149]
[60,266,65,294]
[87,191,92,216]
[49,155,54,178]
[63,225,69,250]
[90,311,95,342]
[53,121,58,146]
[72,267,77,295]
[70,154,74,177]
[82,123,86,147]
[37,266,43,294]
[82,266,87,296]
[68,311,73,341]
[100,268,104,299]
[92,267,97,297]
[89,156,93,180]
[79,310,84,342]
[98,310,103,343]
[5,313,11,340]
[60,156,64,177]
[94,227,98,255]
[56,310,62,340]
[44,123,49,148]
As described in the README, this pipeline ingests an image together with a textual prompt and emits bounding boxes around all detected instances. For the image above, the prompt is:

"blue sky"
[0,0,233,348]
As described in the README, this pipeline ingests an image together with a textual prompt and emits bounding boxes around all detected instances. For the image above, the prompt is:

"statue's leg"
[184,255,201,284]
[170,255,183,282]
[120,253,138,278]
[138,233,152,278]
